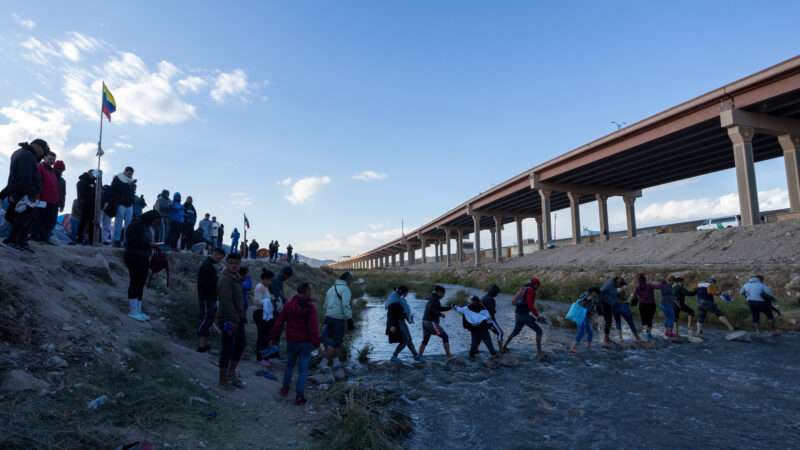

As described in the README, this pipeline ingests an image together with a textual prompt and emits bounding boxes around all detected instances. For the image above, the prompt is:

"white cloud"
[58,32,99,62]
[301,226,405,259]
[63,52,197,125]
[177,75,207,94]
[637,188,790,224]
[352,170,388,182]
[230,192,253,209]
[20,37,59,65]
[21,32,99,65]
[113,141,133,149]
[279,177,293,186]
[285,176,331,205]
[210,69,248,103]
[12,14,35,29]
[0,98,70,158]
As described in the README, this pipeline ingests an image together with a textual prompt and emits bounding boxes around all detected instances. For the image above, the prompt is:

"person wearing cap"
[2,139,48,251]
[502,277,546,361]
[695,277,735,335]
[322,272,354,371]
[32,150,59,243]
[418,285,453,359]
[111,166,136,248]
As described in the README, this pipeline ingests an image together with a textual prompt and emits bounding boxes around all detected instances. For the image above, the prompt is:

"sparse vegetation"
[357,344,373,363]
[448,289,470,307]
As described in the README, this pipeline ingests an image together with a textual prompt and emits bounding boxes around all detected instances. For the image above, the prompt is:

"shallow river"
[350,285,800,450]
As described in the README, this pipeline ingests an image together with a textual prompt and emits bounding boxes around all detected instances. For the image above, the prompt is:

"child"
[253,269,276,366]
[270,283,320,406]
[456,296,498,360]
[570,288,600,353]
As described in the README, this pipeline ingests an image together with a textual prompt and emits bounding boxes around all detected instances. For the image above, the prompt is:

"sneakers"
[413,354,424,362]
[295,395,307,406]
[390,356,401,364]
[279,386,289,397]
[128,299,149,322]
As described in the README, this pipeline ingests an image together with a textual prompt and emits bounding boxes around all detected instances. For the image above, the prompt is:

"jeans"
[661,303,676,329]
[283,342,313,396]
[114,205,133,242]
[613,303,637,334]
[231,238,239,254]
[219,322,246,370]
[575,319,593,343]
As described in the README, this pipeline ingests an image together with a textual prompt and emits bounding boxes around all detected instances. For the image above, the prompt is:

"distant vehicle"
[696,215,740,231]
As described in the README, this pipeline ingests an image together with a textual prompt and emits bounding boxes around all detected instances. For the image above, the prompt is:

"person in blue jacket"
[231,227,241,254]
[166,192,184,250]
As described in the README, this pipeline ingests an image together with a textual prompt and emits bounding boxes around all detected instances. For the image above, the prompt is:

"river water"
[350,285,800,450]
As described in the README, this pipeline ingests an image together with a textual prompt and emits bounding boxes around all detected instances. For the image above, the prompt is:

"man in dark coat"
[75,170,97,245]
[1,139,48,251]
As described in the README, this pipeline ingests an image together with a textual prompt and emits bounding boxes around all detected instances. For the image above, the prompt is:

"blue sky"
[1,1,798,260]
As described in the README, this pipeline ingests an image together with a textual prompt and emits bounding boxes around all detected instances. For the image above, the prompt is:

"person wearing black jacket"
[54,160,66,214]
[2,139,48,251]
[124,210,159,322]
[197,247,225,352]
[111,167,136,247]
[481,284,504,349]
[75,171,97,245]
[418,285,452,359]
[181,196,197,251]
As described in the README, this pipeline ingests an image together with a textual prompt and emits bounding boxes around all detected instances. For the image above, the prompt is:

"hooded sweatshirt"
[111,172,135,207]
[384,291,413,321]
[740,277,773,302]
[422,293,451,323]
[5,144,41,199]
[168,193,184,223]
[271,294,320,346]
[37,164,58,204]
[457,302,491,331]
[481,285,500,320]
[324,279,353,320]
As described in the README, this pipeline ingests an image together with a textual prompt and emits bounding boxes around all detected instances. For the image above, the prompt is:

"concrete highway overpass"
[331,56,800,270]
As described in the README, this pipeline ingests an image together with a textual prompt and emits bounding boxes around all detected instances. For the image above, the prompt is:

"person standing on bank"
[124,210,160,321]
[111,166,136,248]
[196,247,225,352]
[166,192,184,250]
[181,196,197,251]
[217,253,246,389]
[322,272,354,372]
[230,227,240,254]
[2,139,48,252]
[54,160,66,217]
[32,150,58,243]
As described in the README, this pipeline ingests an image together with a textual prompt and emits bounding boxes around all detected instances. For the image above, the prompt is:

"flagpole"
[93,82,105,246]
[243,214,247,255]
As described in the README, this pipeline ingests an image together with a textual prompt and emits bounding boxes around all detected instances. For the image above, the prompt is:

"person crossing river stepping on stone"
[502,277,547,361]
[417,285,453,360]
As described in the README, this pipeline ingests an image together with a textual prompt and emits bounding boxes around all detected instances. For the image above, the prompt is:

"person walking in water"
[695,277,736,336]
[196,247,225,352]
[599,276,620,346]
[385,286,421,362]
[672,277,696,337]
[633,274,658,340]
[481,284,504,349]
[217,253,246,390]
[740,275,777,334]
[502,277,546,361]
[270,282,320,406]
[124,210,160,322]
[418,285,452,359]
[230,227,240,254]
[570,288,600,353]
[456,295,498,360]
[658,276,678,338]
[322,272,354,373]
[613,278,642,343]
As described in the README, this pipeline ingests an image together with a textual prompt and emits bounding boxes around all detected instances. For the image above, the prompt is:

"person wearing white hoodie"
[740,275,778,333]
[456,296,498,359]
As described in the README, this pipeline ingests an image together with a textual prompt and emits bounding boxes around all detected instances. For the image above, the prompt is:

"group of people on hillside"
[193,248,351,405]
[0,139,68,252]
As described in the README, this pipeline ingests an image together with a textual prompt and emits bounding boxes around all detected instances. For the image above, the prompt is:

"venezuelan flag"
[102,82,116,121]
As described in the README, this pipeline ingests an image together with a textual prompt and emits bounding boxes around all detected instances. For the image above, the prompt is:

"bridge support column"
[420,237,427,264]
[728,126,760,226]
[434,241,440,262]
[779,134,800,212]
[539,189,552,246]
[399,251,405,266]
[624,195,637,238]
[407,242,414,265]
[391,254,396,267]
[596,194,609,240]
[515,217,524,257]
[567,192,581,245]
[457,229,464,264]
[471,214,482,267]
[490,228,496,260]
[535,217,544,250]
[494,216,503,262]
[445,229,452,267]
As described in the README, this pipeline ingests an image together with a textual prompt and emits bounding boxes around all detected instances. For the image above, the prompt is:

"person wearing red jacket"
[32,151,59,242]
[270,283,320,406]
[502,277,546,361]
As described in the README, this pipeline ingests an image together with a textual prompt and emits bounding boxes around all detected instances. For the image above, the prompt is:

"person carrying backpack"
[569,288,600,353]
[322,272,354,373]
[502,277,546,361]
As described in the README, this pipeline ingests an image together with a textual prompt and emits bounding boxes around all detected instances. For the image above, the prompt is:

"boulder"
[497,354,520,367]
[1,369,50,392]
